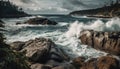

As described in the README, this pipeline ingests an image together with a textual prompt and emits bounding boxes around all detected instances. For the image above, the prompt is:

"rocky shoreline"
[0,19,120,69]
[69,0,120,18]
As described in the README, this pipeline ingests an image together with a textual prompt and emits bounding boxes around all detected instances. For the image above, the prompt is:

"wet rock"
[97,56,120,69]
[10,37,70,65]
[22,17,57,25]
[73,56,120,69]
[31,63,51,69]
[72,57,85,68]
[10,41,25,51]
[21,38,54,62]
[79,30,120,56]
[52,63,76,69]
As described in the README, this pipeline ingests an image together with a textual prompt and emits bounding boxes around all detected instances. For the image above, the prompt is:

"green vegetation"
[0,0,29,18]
[70,0,120,17]
[0,21,30,69]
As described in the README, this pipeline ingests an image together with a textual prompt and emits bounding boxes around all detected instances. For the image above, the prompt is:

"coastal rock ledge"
[16,17,57,25]
[79,30,120,56]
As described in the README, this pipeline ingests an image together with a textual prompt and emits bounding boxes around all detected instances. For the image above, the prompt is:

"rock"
[72,57,85,68]
[80,56,120,69]
[23,17,57,25]
[16,22,22,25]
[10,41,25,51]
[52,63,76,69]
[10,37,70,68]
[72,56,120,69]
[21,38,54,63]
[79,30,120,56]
[10,37,69,64]
[0,35,30,69]
[97,56,120,69]
[31,63,51,69]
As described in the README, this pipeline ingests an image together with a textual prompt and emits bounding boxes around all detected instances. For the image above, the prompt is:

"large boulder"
[16,17,57,25]
[21,38,54,62]
[72,56,120,69]
[10,38,70,65]
[79,30,120,56]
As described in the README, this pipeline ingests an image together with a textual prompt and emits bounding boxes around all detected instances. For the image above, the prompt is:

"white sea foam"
[66,18,120,38]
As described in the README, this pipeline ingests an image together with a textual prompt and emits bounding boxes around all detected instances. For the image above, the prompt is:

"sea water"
[2,14,120,59]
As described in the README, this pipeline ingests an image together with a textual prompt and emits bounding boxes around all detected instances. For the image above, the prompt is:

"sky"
[10,0,115,14]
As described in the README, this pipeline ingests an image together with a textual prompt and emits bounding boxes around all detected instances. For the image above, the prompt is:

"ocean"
[2,14,120,59]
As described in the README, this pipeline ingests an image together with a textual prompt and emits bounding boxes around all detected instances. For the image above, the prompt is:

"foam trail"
[66,18,120,38]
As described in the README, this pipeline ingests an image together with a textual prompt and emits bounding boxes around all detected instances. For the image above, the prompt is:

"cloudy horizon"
[10,0,116,14]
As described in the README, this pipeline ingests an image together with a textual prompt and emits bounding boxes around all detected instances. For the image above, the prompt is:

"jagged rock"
[31,63,51,69]
[52,63,76,69]
[10,38,70,64]
[17,17,57,25]
[97,56,120,69]
[72,56,120,69]
[72,57,85,68]
[79,30,120,56]
[10,41,25,51]
[21,38,54,62]
[80,56,120,69]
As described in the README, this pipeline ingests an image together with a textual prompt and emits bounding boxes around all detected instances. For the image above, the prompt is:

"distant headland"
[69,0,120,18]
[0,0,29,18]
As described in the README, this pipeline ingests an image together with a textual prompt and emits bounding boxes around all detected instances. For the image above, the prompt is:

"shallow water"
[2,14,120,59]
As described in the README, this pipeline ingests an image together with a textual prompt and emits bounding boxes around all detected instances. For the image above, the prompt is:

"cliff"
[69,1,120,18]
[0,0,29,18]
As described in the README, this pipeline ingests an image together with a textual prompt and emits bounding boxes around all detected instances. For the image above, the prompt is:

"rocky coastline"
[69,0,120,18]
[1,20,120,69]
[0,1,120,68]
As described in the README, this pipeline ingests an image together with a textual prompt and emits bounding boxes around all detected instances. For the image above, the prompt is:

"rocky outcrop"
[79,30,120,56]
[52,63,75,69]
[0,29,30,69]
[30,63,51,69]
[72,56,120,69]
[69,1,120,18]
[10,38,70,69]
[16,17,57,25]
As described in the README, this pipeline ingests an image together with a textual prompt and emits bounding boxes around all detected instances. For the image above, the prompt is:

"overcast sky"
[10,0,116,14]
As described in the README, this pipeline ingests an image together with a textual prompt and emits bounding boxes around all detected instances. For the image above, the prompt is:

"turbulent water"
[2,14,120,59]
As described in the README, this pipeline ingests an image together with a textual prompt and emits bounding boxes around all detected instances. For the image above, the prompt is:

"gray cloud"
[10,0,115,14]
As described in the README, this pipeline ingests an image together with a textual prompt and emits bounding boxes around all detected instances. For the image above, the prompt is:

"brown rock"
[23,17,57,25]
[79,30,120,56]
[72,57,85,68]
[10,41,25,51]
[52,63,75,69]
[10,37,70,67]
[21,38,54,62]
[31,63,51,69]
[80,56,120,69]
[97,56,120,69]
